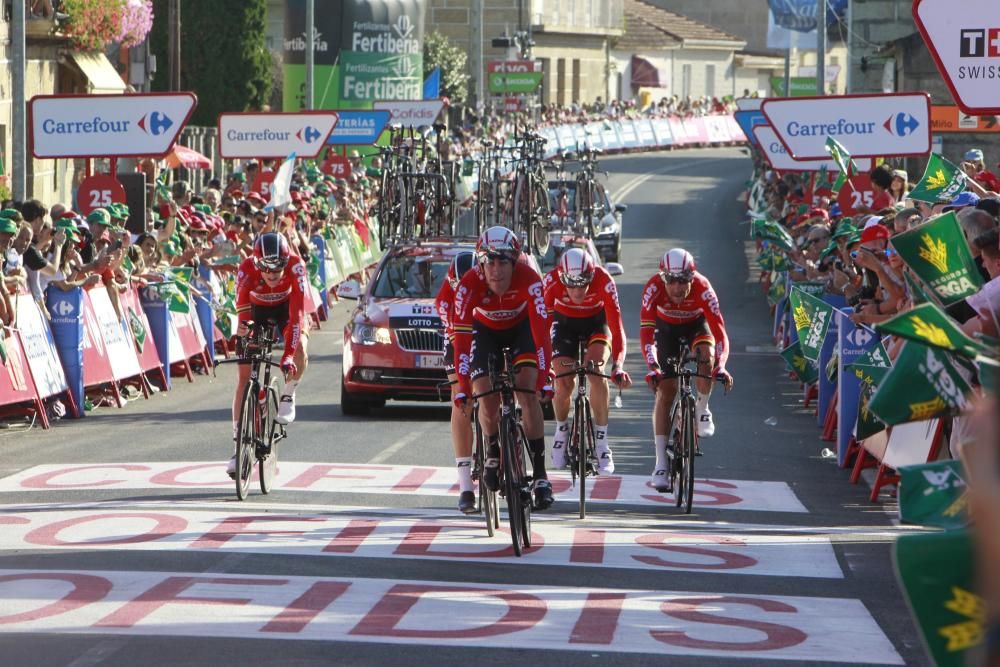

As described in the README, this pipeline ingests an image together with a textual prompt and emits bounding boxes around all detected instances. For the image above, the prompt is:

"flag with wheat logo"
[889,212,983,306]
[908,154,968,204]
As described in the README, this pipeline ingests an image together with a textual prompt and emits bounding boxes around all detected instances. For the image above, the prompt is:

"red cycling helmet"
[558,247,596,287]
[475,226,521,263]
[659,248,695,282]
[253,232,290,272]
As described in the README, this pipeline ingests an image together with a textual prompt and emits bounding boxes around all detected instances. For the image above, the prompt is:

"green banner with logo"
[908,153,968,204]
[769,76,817,97]
[851,363,889,440]
[788,286,835,362]
[127,307,147,353]
[898,460,969,529]
[868,341,973,425]
[780,340,819,385]
[488,71,543,94]
[890,212,983,306]
[877,302,992,360]
[894,529,982,667]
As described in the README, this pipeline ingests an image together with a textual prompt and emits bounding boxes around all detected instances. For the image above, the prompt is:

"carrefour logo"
[137,111,174,136]
[296,126,322,143]
[884,112,920,137]
[53,299,75,317]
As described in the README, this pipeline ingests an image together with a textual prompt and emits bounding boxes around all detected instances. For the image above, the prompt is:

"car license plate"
[416,354,446,369]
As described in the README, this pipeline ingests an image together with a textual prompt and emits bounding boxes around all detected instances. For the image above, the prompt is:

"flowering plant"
[59,0,154,51]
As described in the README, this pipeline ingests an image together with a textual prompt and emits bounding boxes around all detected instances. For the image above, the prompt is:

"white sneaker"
[597,448,615,475]
[276,394,295,424]
[551,440,567,468]
[650,468,670,492]
[226,454,237,479]
[697,404,715,438]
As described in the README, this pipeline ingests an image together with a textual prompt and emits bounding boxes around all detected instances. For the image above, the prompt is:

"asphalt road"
[0,147,928,666]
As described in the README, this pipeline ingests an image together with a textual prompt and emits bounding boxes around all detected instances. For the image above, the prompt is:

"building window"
[572,59,581,104]
[682,64,691,99]
[705,64,715,97]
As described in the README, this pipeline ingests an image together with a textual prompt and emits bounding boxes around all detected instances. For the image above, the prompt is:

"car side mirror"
[614,203,628,213]
[605,262,624,277]
[337,279,362,300]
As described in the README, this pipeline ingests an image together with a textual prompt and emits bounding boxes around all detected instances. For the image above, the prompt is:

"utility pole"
[168,0,181,91]
[12,0,26,199]
[305,0,314,109]
[471,0,484,108]
[816,0,826,95]
[783,50,791,97]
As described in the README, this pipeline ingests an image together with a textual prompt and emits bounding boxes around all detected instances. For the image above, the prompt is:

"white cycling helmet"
[475,226,521,263]
[659,248,695,282]
[558,247,596,287]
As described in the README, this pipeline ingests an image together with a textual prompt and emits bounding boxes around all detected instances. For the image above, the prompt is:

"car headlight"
[351,323,392,346]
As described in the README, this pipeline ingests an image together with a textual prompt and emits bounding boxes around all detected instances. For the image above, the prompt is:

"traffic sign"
[325,110,391,145]
[218,112,339,159]
[761,93,931,159]
[76,174,127,216]
[836,173,877,217]
[373,99,445,128]
[29,93,196,159]
[914,0,1000,115]
[753,125,873,173]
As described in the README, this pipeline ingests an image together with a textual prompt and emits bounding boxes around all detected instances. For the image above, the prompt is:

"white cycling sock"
[456,457,473,493]
[284,379,299,397]
[696,392,710,410]
[595,423,609,453]
[654,434,668,469]
[552,420,568,445]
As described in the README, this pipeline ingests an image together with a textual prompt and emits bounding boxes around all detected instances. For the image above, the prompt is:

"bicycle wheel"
[530,177,551,255]
[501,415,524,557]
[235,381,256,501]
[473,413,494,537]
[517,425,532,548]
[259,378,280,495]
[672,404,685,509]
[575,398,587,519]
[683,396,697,514]
[581,398,598,519]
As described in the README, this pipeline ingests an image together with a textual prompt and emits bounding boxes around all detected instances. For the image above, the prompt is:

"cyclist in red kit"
[227,232,309,478]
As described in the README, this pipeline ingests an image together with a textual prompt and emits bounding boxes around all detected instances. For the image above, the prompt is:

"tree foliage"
[149,0,272,126]
[423,31,469,106]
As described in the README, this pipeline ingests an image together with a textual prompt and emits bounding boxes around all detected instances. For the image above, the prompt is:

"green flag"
[890,212,983,305]
[894,529,982,667]
[908,153,968,204]
[0,331,7,364]
[851,340,891,368]
[898,460,969,530]
[307,252,324,291]
[877,302,992,359]
[976,355,1000,396]
[904,269,934,306]
[127,307,147,353]
[149,281,191,314]
[766,275,786,306]
[852,363,889,440]
[751,219,795,252]
[868,341,973,425]
[780,340,819,384]
[155,171,172,203]
[824,137,857,176]
[788,286,836,361]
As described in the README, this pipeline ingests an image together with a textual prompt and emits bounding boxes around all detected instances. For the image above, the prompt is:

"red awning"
[630,55,660,89]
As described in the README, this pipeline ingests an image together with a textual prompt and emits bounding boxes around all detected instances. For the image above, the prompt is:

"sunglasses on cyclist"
[560,273,594,288]
[661,272,693,285]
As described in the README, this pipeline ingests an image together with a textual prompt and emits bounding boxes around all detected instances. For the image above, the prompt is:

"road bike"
[217,319,286,500]
[553,339,618,519]
[471,347,535,556]
[470,400,500,536]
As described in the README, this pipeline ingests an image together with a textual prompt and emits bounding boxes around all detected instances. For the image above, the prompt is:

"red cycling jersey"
[542,265,626,367]
[639,271,729,370]
[434,278,456,341]
[235,255,307,360]
[451,259,553,396]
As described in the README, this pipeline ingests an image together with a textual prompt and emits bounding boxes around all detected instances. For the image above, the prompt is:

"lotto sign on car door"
[761,92,931,159]
[914,0,1000,115]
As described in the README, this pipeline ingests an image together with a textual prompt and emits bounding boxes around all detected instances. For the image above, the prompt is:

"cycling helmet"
[253,232,291,272]
[475,226,521,263]
[659,248,695,282]
[558,247,596,288]
[447,250,476,289]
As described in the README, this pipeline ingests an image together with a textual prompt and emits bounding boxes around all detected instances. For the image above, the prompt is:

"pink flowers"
[60,0,154,51]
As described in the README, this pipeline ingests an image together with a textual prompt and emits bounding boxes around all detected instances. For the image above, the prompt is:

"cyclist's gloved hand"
[453,392,469,410]
[280,356,297,378]
[645,368,665,390]
[611,365,632,389]
[716,368,734,392]
[539,384,555,402]
[236,320,250,338]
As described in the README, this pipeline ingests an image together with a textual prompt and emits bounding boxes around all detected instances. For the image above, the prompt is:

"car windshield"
[372,255,451,298]
[549,182,577,211]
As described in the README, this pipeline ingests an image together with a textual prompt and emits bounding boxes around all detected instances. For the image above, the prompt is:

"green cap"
[845,232,862,246]
[0,208,23,222]
[233,172,247,183]
[55,218,79,239]
[831,224,858,240]
[194,204,212,216]
[0,218,18,235]
[819,241,839,261]
[87,208,111,227]
[162,240,181,257]
[111,203,130,220]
